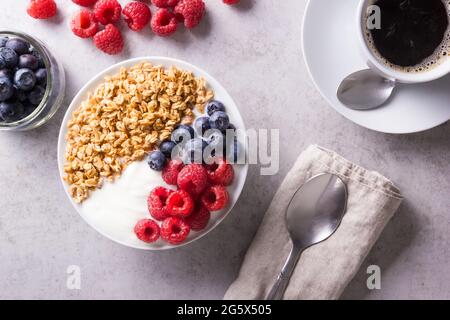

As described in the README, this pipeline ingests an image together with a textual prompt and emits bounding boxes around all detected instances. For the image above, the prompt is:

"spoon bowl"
[337,69,397,110]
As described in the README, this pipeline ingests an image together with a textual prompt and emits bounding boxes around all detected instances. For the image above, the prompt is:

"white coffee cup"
[356,0,450,83]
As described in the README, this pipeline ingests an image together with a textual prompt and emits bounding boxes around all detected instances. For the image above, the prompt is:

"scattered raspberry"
[201,185,229,211]
[223,0,240,4]
[94,0,122,25]
[72,0,98,6]
[123,1,152,31]
[70,9,99,38]
[174,0,205,29]
[167,189,194,217]
[205,159,234,186]
[93,24,124,55]
[134,219,160,243]
[160,216,190,245]
[162,159,184,185]
[177,164,208,195]
[152,0,180,8]
[27,0,57,19]
[185,204,210,231]
[151,8,178,37]
[147,186,173,221]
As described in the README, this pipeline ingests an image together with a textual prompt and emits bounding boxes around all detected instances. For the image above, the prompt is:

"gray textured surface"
[0,0,449,299]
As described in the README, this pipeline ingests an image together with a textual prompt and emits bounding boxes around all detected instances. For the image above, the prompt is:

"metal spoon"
[266,173,348,300]
[337,69,397,110]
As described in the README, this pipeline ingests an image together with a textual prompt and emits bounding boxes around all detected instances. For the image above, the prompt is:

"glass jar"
[0,30,65,131]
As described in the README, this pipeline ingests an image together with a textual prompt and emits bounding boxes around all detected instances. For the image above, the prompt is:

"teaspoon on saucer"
[337,69,397,110]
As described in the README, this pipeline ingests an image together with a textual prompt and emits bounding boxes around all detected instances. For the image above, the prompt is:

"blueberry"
[19,54,39,70]
[204,129,225,157]
[183,138,208,164]
[14,68,36,91]
[28,85,45,105]
[0,69,13,79]
[209,111,230,131]
[35,68,47,84]
[15,89,28,102]
[147,150,166,171]
[6,38,30,55]
[0,47,18,69]
[193,116,211,136]
[0,77,15,102]
[206,100,225,116]
[226,123,236,131]
[226,139,242,163]
[171,124,195,144]
[159,140,177,158]
[30,48,45,68]
[0,100,24,122]
[0,36,8,47]
[23,102,38,117]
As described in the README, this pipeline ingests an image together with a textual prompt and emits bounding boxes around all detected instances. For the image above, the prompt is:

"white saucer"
[57,57,248,250]
[302,0,450,134]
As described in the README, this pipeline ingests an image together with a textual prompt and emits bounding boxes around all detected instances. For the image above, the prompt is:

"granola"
[63,62,214,203]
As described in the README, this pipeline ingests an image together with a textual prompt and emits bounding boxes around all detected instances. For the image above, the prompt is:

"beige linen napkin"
[225,145,403,300]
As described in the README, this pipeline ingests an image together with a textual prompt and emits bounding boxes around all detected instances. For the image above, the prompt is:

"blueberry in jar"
[14,68,36,91]
[209,111,230,131]
[19,54,39,70]
[171,124,195,144]
[28,85,46,105]
[30,48,45,68]
[0,77,15,102]
[0,36,8,47]
[5,38,30,55]
[15,89,28,102]
[159,140,177,158]
[193,116,211,136]
[0,100,24,122]
[0,47,18,69]
[147,150,166,171]
[206,100,225,116]
[0,68,13,79]
[35,68,47,84]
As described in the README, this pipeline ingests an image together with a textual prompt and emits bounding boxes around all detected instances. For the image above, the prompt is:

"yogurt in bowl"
[58,57,248,250]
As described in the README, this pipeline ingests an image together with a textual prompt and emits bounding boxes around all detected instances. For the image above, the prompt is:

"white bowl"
[57,57,248,250]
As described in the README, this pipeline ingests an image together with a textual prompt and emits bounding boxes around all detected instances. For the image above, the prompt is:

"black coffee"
[369,0,449,67]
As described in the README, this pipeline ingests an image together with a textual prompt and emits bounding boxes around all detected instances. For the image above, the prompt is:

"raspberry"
[162,159,184,185]
[177,164,208,195]
[134,219,160,243]
[70,9,99,38]
[160,217,190,245]
[174,0,205,29]
[205,159,234,186]
[93,24,124,55]
[223,0,240,4]
[185,204,210,231]
[72,0,98,6]
[152,0,180,8]
[147,186,173,221]
[151,8,178,37]
[167,189,194,217]
[123,1,152,31]
[27,0,57,19]
[201,185,229,211]
[94,0,122,25]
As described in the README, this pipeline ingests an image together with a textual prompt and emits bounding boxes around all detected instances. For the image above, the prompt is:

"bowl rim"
[57,56,249,250]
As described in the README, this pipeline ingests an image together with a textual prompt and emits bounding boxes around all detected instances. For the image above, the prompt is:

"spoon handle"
[266,245,303,300]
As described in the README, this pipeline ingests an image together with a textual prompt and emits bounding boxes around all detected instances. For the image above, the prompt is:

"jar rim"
[0,30,54,128]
